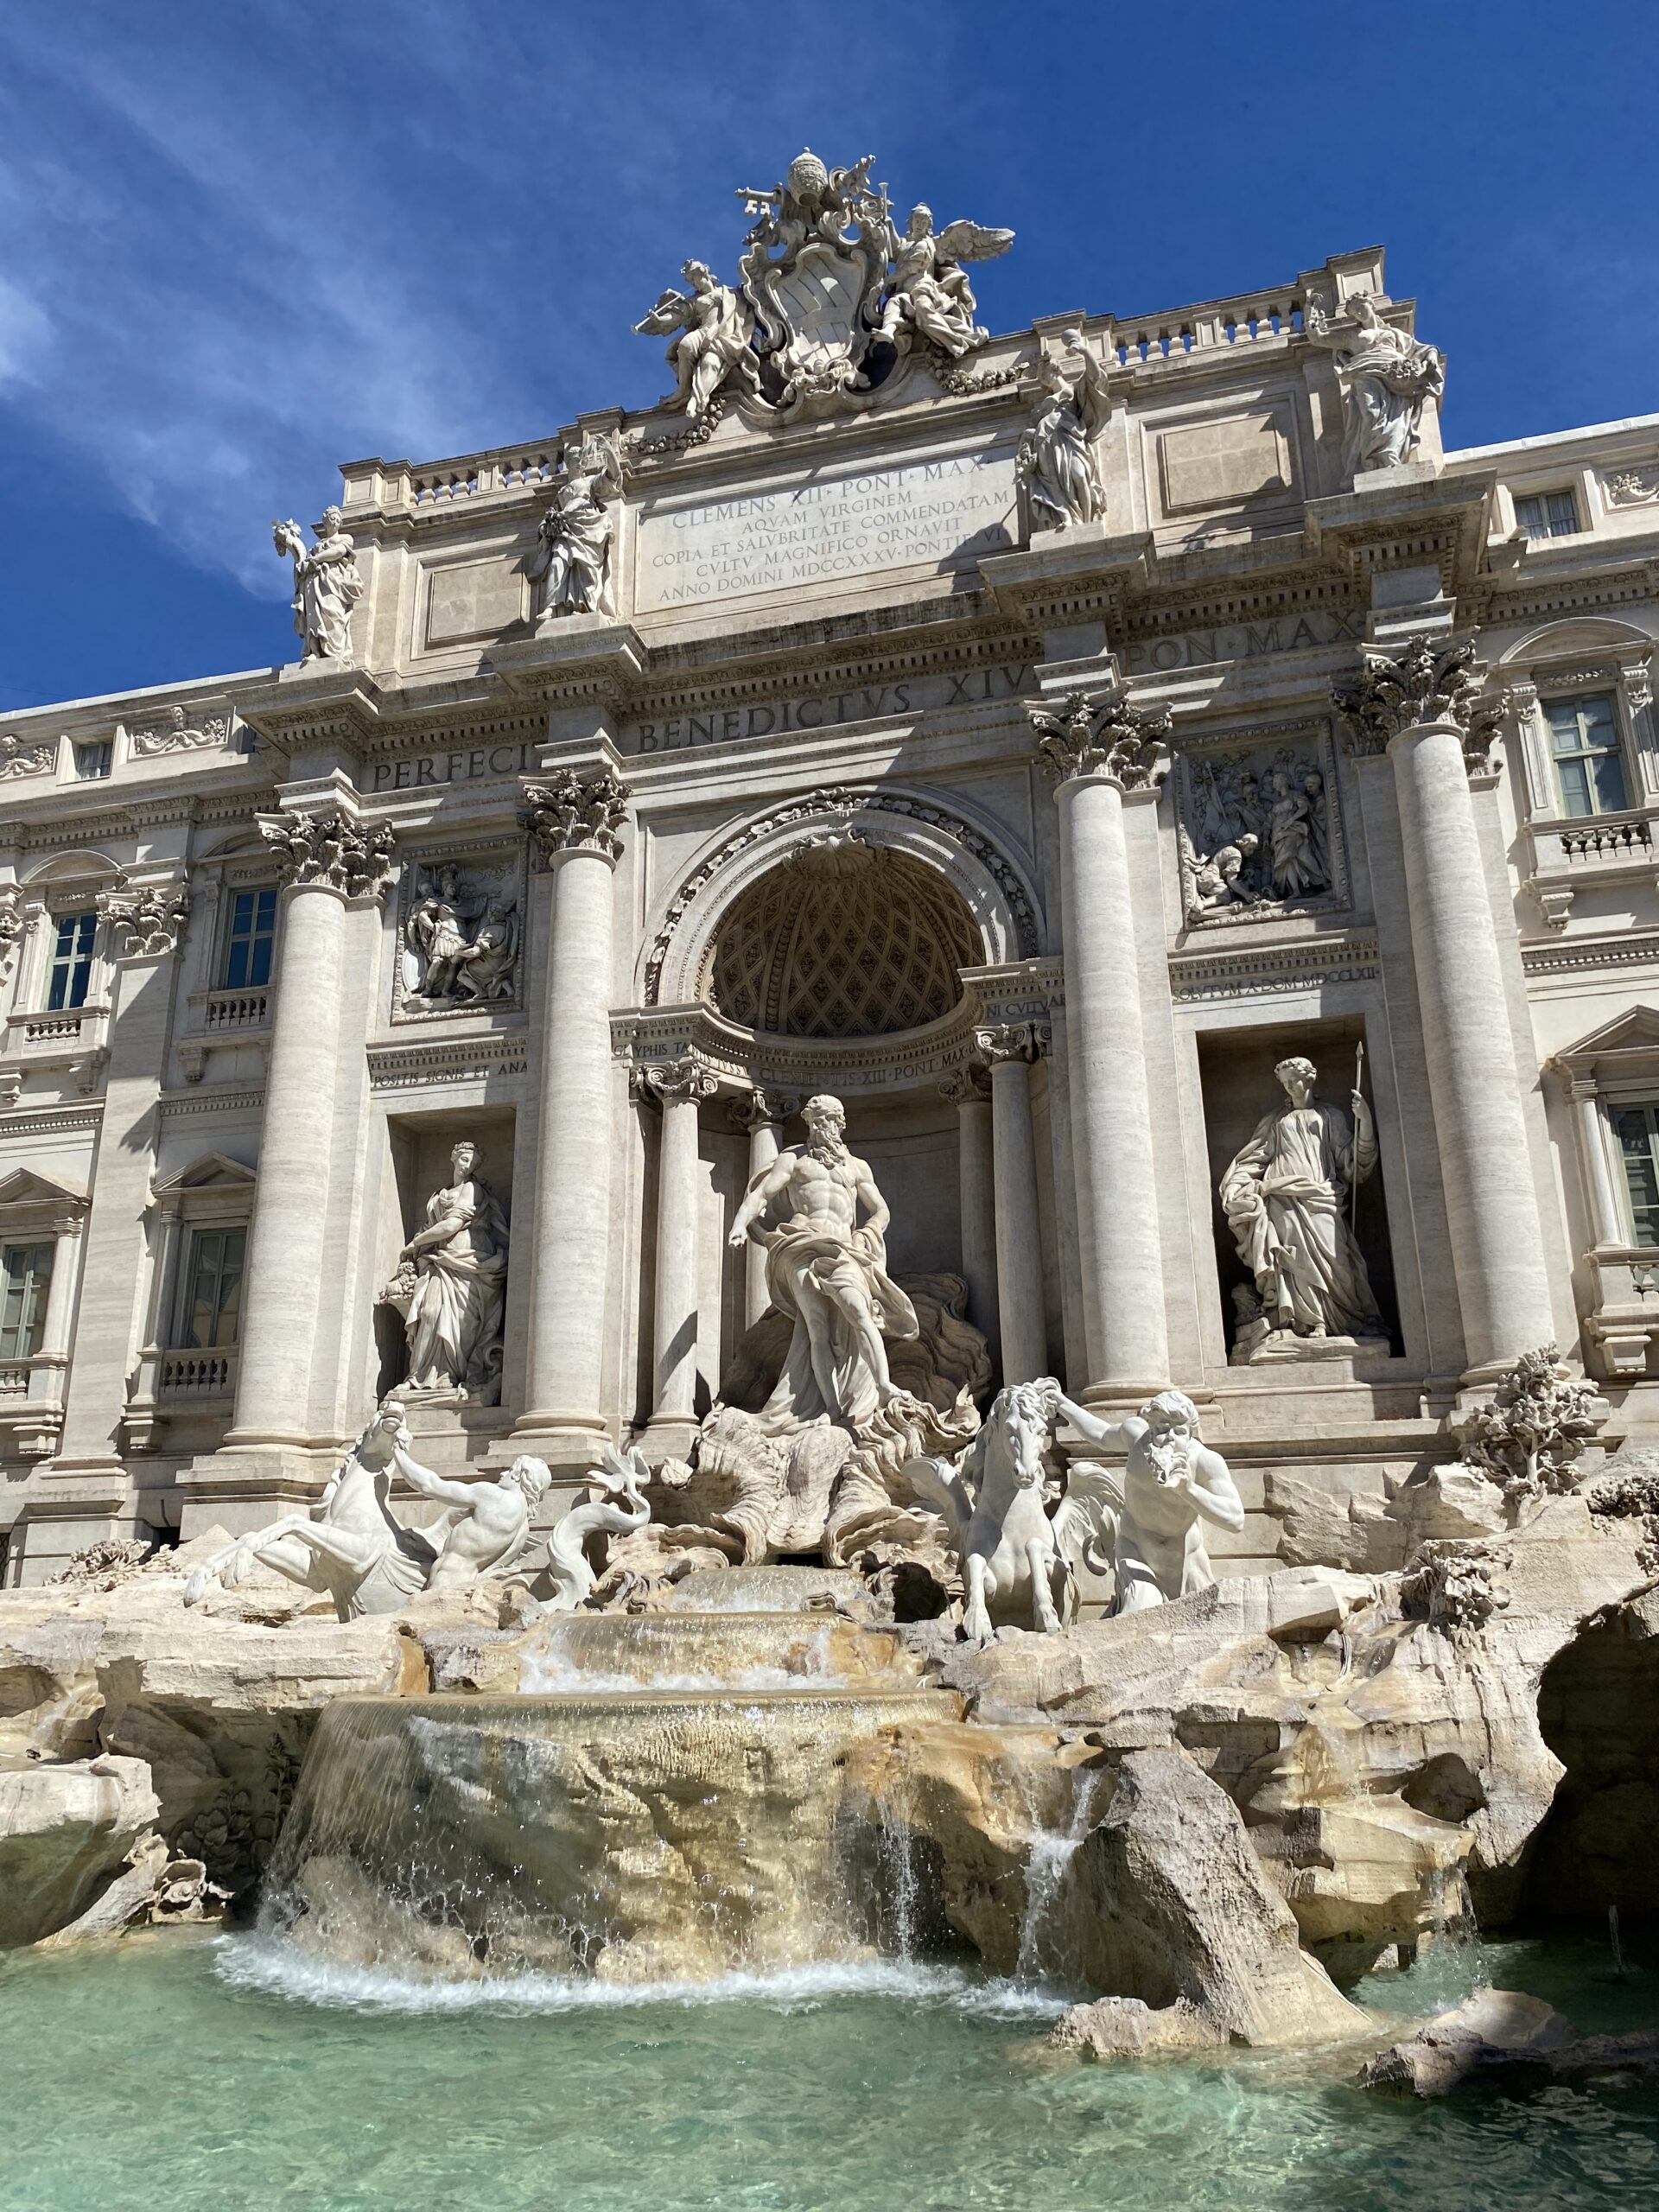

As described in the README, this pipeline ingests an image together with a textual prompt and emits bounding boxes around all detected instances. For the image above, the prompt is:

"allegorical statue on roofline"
[632,149,1012,426]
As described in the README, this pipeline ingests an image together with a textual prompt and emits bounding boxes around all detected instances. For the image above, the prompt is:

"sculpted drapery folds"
[1016,331,1109,531]
[381,1140,510,1402]
[1220,1056,1385,1346]
[529,432,624,620]
[1304,289,1444,477]
[271,505,364,664]
[727,1092,918,1430]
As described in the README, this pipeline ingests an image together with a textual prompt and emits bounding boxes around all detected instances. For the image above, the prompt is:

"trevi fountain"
[3,149,1659,2209]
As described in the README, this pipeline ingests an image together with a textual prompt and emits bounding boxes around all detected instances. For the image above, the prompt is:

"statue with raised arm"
[272,505,363,664]
[1304,290,1443,476]
[634,259,761,419]
[1017,330,1109,531]
[529,432,622,621]
[1219,1056,1384,1348]
[874,205,1013,359]
[382,1141,510,1399]
[405,865,474,1001]
[726,1093,918,1430]
[391,1446,552,1590]
[1052,1388,1245,1612]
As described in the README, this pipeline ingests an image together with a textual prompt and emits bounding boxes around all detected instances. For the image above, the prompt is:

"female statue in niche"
[384,1140,510,1400]
[1219,1056,1385,1347]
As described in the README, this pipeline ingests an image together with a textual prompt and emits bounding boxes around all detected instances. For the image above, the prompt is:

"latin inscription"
[634,448,1018,613]
[629,662,1034,753]
[1122,607,1363,675]
[368,742,534,792]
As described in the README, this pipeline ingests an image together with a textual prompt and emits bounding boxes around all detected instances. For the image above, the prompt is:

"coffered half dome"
[709,831,982,1040]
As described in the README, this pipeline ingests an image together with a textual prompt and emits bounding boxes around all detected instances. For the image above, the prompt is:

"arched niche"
[640,785,1041,1013]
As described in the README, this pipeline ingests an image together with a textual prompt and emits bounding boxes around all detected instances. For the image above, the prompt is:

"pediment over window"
[1553,1005,1659,1077]
[1500,617,1655,667]
[152,1152,257,1198]
[0,1168,89,1210]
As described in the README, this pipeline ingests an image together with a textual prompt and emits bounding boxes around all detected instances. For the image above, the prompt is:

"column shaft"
[226,885,346,1446]
[1043,1007,1088,1389]
[520,848,617,1441]
[744,1117,781,1327]
[1390,722,1556,1369]
[1573,1084,1624,1249]
[1057,774,1169,1396]
[955,1092,999,1363]
[988,1056,1048,1384]
[650,1091,702,1425]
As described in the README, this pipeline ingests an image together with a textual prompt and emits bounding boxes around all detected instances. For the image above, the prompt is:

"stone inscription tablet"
[634,445,1019,613]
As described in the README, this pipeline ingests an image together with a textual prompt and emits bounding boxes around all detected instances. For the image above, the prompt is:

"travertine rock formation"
[0,1753,159,1947]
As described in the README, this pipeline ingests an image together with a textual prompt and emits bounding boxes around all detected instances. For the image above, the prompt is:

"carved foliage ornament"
[974,1020,1050,1065]
[523,769,632,867]
[1331,636,1503,772]
[98,877,192,958]
[0,886,21,981]
[1028,687,1173,790]
[257,808,397,902]
[637,1055,719,1108]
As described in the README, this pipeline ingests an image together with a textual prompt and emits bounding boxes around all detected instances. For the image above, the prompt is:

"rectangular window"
[46,912,97,1010]
[1547,693,1629,818]
[221,888,277,990]
[1514,488,1580,538]
[73,740,113,780]
[0,1243,54,1360]
[1615,1105,1659,1248]
[179,1226,245,1349]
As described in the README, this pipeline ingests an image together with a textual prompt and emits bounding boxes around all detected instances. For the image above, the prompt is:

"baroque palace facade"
[3,159,1658,1583]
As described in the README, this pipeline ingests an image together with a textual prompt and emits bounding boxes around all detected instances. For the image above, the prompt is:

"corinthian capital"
[974,1020,1050,1065]
[636,1055,718,1107]
[524,767,632,866]
[257,807,397,902]
[1028,685,1172,790]
[97,876,192,958]
[1332,634,1503,772]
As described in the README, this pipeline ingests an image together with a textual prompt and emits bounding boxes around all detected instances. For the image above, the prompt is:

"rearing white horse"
[904,1378,1074,1645]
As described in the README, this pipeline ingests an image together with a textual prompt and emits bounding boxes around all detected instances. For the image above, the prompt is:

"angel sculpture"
[874,204,1014,359]
[634,259,761,419]
[1017,330,1110,531]
[530,433,623,622]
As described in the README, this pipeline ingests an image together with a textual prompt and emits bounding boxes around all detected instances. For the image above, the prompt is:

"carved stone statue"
[381,1141,509,1401]
[272,506,363,665]
[1220,1057,1385,1351]
[726,1092,918,1429]
[529,432,623,621]
[906,1376,1073,1643]
[634,259,761,420]
[401,865,519,1010]
[1265,765,1323,897]
[1176,823,1262,923]
[874,204,1014,359]
[1056,1388,1246,1612]
[1185,749,1332,914]
[537,1446,653,1615]
[1305,291,1444,476]
[397,1452,552,1589]
[1017,333,1109,531]
[184,1403,433,1620]
[184,1403,555,1619]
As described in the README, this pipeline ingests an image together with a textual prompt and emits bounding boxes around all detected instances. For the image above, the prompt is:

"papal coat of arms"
[633,149,1012,426]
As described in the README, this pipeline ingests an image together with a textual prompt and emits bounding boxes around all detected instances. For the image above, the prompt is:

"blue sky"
[2,0,1655,711]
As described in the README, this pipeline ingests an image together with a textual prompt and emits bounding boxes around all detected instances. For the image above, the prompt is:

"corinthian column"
[226,806,395,1449]
[51,877,193,1477]
[513,767,630,1460]
[641,1055,718,1455]
[1335,636,1555,1375]
[1030,682,1173,1402]
[976,1021,1052,1385]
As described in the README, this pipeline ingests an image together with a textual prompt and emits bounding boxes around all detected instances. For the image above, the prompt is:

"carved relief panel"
[391,844,526,1020]
[1174,720,1348,929]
